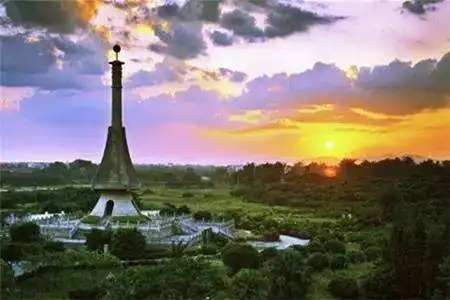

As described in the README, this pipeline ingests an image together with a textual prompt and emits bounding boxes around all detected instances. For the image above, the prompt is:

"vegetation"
[1,157,449,299]
[222,243,260,273]
[85,228,112,252]
[110,228,147,260]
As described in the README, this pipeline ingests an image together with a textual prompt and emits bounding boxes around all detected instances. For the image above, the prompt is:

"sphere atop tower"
[113,44,121,53]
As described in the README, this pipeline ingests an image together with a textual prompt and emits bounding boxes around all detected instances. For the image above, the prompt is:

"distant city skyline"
[1,0,449,164]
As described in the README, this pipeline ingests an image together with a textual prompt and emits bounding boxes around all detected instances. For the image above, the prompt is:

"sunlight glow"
[325,140,335,150]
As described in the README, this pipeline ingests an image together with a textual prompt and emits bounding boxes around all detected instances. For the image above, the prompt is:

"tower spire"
[110,44,124,128]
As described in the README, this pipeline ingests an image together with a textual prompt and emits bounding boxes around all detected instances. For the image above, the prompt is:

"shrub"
[0,259,14,291]
[159,257,223,299]
[330,254,348,271]
[264,249,311,299]
[10,222,41,243]
[364,246,381,262]
[222,243,260,273]
[307,253,330,271]
[262,231,280,242]
[193,210,213,221]
[325,239,346,254]
[86,229,112,252]
[43,241,65,253]
[1,243,24,262]
[260,247,278,262]
[228,269,270,300]
[111,228,146,260]
[347,251,366,264]
[328,277,359,299]
[306,241,325,253]
[201,244,218,255]
[68,287,105,299]
[182,192,194,198]
[177,205,191,215]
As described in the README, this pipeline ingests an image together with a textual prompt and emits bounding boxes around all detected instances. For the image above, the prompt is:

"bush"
[260,247,278,262]
[182,192,194,198]
[306,241,325,253]
[86,229,112,252]
[364,246,381,262]
[111,228,146,260]
[68,287,105,299]
[325,239,346,254]
[43,241,65,253]
[262,231,280,242]
[1,243,24,262]
[201,244,218,255]
[1,259,14,291]
[193,210,213,221]
[228,269,270,300]
[330,254,348,271]
[264,249,311,299]
[328,277,359,299]
[177,205,191,215]
[346,251,366,264]
[222,243,260,273]
[307,253,330,271]
[10,222,41,243]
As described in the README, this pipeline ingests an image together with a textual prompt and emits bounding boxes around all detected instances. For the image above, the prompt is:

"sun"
[325,140,335,150]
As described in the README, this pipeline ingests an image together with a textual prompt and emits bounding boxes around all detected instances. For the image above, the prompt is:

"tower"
[89,45,141,217]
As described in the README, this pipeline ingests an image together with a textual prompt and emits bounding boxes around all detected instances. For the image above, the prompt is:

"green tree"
[86,229,112,252]
[228,269,270,300]
[264,249,311,299]
[328,276,359,299]
[10,222,41,243]
[111,228,146,260]
[307,253,330,271]
[222,243,260,273]
[0,259,14,291]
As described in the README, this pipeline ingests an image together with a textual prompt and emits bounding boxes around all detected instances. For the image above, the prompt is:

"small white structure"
[89,192,140,217]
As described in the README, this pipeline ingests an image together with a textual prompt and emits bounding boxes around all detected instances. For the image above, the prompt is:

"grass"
[80,215,101,225]
[138,185,337,224]
[110,215,150,223]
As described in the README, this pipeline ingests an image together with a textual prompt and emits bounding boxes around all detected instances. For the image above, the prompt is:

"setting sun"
[325,141,335,150]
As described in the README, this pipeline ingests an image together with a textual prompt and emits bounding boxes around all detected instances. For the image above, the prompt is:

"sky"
[1,0,449,165]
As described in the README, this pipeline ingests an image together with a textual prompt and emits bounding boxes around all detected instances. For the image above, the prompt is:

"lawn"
[139,185,337,224]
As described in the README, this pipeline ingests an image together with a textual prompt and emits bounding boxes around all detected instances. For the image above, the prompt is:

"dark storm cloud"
[156,0,222,22]
[265,5,340,38]
[0,33,107,90]
[210,30,234,46]
[3,0,94,32]
[402,0,444,15]
[219,9,264,38]
[151,23,206,59]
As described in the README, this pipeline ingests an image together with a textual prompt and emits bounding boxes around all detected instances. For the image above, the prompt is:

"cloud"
[151,23,206,59]
[156,0,222,22]
[219,9,264,39]
[210,30,234,46]
[4,0,100,32]
[265,4,339,38]
[402,0,444,15]
[0,33,107,90]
